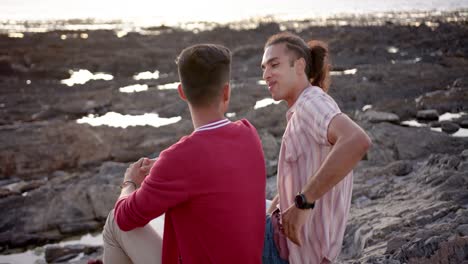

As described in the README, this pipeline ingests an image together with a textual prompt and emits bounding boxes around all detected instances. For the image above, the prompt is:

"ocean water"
[2,0,468,24]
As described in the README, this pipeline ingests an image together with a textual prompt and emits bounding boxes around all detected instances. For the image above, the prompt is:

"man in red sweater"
[102,44,266,264]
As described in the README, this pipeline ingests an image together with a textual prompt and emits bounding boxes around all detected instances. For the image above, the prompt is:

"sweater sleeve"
[114,147,189,231]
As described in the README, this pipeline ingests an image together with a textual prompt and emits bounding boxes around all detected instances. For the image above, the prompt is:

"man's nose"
[262,68,270,80]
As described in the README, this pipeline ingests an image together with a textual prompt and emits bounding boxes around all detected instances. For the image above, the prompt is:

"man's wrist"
[294,192,315,209]
[120,180,137,190]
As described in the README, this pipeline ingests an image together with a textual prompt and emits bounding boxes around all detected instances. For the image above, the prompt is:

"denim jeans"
[263,215,289,264]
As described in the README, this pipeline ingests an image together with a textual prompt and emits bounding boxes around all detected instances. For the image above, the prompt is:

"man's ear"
[222,83,230,103]
[295,57,306,75]
[177,83,187,101]
[221,83,231,113]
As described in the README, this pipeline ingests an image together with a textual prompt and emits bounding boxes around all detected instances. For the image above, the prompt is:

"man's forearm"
[302,132,370,203]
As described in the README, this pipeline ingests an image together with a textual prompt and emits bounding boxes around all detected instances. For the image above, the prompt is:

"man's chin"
[271,94,281,101]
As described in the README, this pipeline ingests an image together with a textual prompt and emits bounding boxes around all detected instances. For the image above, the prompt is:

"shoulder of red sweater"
[237,118,255,129]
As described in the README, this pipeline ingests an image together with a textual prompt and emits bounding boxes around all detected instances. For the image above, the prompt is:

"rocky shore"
[1,11,468,263]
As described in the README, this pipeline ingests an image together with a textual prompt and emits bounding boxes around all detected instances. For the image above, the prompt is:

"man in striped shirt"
[261,32,372,263]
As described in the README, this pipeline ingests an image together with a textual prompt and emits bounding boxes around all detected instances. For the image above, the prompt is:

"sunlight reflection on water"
[119,84,149,93]
[77,112,181,128]
[133,70,160,80]
[157,82,179,90]
[401,112,468,137]
[61,69,113,86]
[254,98,281,109]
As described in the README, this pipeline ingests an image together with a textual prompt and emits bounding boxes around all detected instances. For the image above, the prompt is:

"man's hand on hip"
[281,204,309,246]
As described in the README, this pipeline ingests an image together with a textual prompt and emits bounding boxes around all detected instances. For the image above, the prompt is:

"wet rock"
[416,109,439,121]
[0,162,125,251]
[245,103,288,137]
[456,224,468,236]
[45,244,100,263]
[365,122,468,165]
[0,231,62,249]
[441,121,460,134]
[415,86,468,115]
[265,160,278,178]
[428,121,441,127]
[347,148,468,263]
[386,237,409,254]
[0,121,112,178]
[0,151,16,178]
[265,175,277,200]
[459,162,468,172]
[259,130,279,161]
[0,58,15,75]
[460,119,468,128]
[368,183,390,200]
[406,236,468,264]
[31,107,60,121]
[4,178,47,193]
[87,184,120,220]
[360,110,400,124]
[462,150,468,158]
[341,223,373,259]
[354,195,372,209]
[425,154,462,171]
[382,160,413,176]
[58,221,101,235]
[393,236,444,262]
[0,120,188,180]
[258,130,280,177]
[56,100,112,117]
[0,188,18,198]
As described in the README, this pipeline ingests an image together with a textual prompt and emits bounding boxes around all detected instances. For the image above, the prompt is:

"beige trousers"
[103,201,272,263]
[103,209,164,264]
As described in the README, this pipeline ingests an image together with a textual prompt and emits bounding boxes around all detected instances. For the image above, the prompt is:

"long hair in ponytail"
[265,32,331,92]
[307,40,330,92]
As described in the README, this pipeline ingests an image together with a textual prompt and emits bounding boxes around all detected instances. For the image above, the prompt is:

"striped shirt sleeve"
[296,93,341,146]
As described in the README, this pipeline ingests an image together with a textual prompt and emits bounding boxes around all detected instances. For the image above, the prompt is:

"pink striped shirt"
[277,86,353,263]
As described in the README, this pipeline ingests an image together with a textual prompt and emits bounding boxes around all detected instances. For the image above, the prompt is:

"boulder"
[360,110,400,124]
[416,109,439,121]
[45,244,101,263]
[0,162,126,250]
[456,224,468,236]
[382,160,413,176]
[462,149,468,158]
[440,121,460,134]
[365,122,468,165]
[460,119,468,128]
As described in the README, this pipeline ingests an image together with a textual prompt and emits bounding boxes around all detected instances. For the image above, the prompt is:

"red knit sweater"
[114,119,266,264]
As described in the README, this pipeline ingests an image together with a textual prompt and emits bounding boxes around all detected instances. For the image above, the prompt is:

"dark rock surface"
[45,244,101,263]
[1,12,468,263]
[340,149,468,263]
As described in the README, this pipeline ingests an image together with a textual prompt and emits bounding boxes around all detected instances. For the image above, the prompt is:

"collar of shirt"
[195,118,231,132]
[285,85,314,121]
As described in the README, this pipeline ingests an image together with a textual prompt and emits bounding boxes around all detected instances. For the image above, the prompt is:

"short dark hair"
[176,44,231,107]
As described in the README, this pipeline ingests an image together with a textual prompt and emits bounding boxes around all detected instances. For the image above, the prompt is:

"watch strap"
[296,193,315,209]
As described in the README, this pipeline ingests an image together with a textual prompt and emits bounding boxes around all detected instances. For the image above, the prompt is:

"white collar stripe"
[198,118,229,129]
[196,119,231,132]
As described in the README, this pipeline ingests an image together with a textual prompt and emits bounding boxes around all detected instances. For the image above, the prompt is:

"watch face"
[295,194,305,209]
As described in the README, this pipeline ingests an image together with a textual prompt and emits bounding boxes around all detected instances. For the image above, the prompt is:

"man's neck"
[286,79,311,108]
[189,105,226,130]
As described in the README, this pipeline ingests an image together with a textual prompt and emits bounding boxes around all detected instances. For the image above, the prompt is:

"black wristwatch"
[294,192,315,209]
